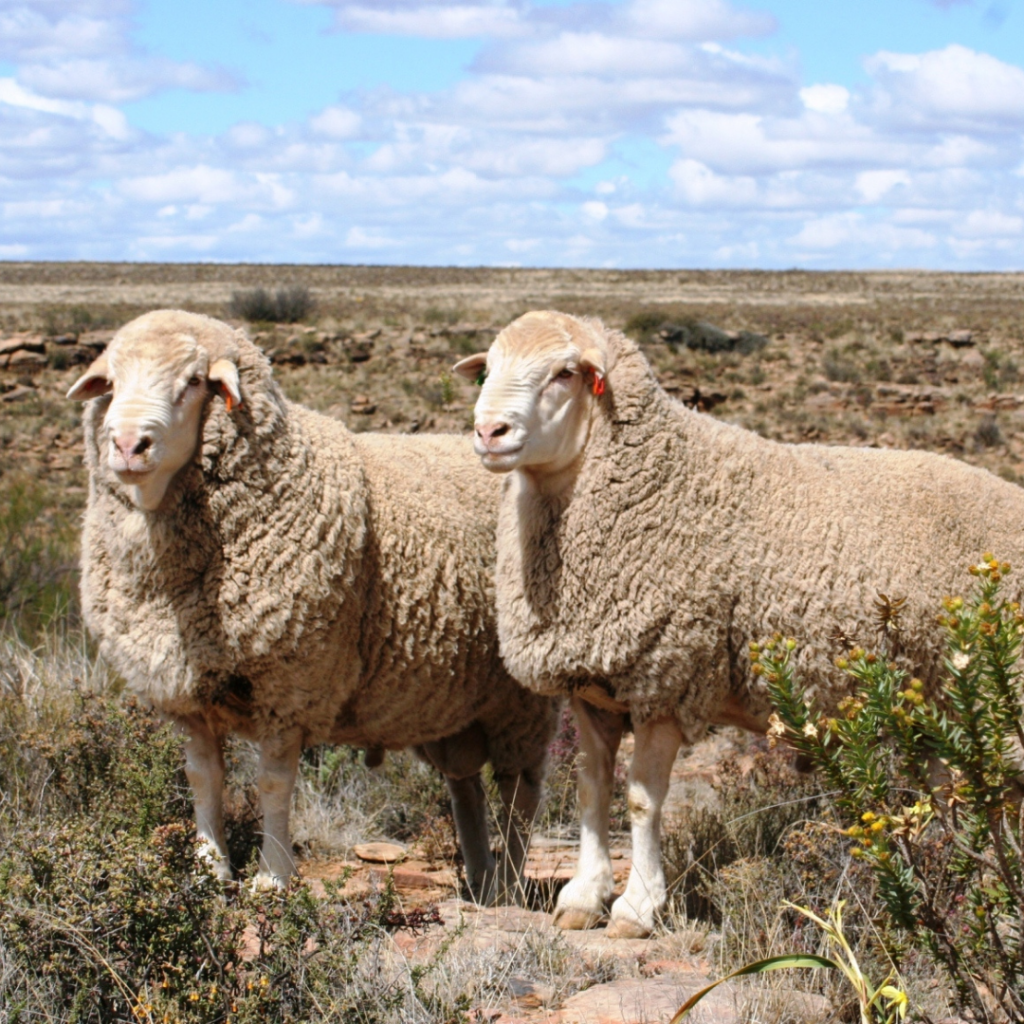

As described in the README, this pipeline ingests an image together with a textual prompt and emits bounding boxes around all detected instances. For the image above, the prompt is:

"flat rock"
[7,350,47,369]
[78,330,114,349]
[1,384,36,403]
[353,841,407,864]
[0,336,45,356]
[554,975,735,1024]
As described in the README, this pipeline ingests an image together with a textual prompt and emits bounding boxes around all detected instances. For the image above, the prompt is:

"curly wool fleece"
[495,321,1024,737]
[81,322,554,773]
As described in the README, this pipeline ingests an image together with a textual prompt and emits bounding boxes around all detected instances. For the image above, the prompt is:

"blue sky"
[1,0,1023,268]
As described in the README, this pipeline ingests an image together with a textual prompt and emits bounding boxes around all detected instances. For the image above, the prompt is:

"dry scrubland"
[2,263,1024,1023]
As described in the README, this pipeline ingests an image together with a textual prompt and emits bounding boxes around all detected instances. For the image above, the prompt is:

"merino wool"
[80,321,555,777]
[495,322,1024,734]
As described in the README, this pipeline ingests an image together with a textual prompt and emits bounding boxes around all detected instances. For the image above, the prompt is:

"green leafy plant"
[757,556,1024,1023]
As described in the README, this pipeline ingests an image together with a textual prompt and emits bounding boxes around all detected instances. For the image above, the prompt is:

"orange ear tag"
[592,374,606,397]
[225,393,236,412]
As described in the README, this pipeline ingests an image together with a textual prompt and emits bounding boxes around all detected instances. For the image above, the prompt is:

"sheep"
[67,309,557,896]
[453,309,1024,937]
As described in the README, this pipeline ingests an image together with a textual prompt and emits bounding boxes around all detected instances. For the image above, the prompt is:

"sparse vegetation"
[761,558,1024,1023]
[3,266,1024,1019]
[228,286,316,324]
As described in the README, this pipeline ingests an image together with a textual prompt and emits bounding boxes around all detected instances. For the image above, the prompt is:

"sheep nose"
[475,421,511,445]
[113,434,152,460]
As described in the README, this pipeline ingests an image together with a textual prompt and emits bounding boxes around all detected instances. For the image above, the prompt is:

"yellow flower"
[880,985,909,1020]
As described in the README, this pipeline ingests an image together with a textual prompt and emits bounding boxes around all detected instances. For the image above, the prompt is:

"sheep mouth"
[479,446,524,471]
[112,465,155,482]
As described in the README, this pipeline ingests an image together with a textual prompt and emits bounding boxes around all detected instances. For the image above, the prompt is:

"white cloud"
[18,56,237,103]
[345,225,394,248]
[225,122,273,149]
[791,213,937,253]
[622,0,775,41]
[310,105,362,139]
[855,169,910,203]
[0,75,130,137]
[958,209,1024,237]
[867,45,1024,128]
[670,158,758,204]
[0,3,123,61]
[504,237,540,252]
[318,1,525,38]
[3,0,1024,269]
[661,108,891,175]
[800,83,848,115]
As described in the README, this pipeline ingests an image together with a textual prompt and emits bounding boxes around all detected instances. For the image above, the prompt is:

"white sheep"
[454,309,1024,937]
[68,309,557,895]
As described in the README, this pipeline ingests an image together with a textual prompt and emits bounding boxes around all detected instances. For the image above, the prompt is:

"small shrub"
[0,476,78,636]
[229,287,316,324]
[974,414,1003,449]
[274,286,317,324]
[760,558,1024,1023]
[823,347,861,384]
[438,371,456,407]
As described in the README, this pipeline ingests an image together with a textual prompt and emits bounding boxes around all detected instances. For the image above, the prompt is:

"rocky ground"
[4,263,1019,1022]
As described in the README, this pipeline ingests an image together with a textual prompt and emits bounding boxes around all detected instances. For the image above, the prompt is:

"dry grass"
[3,264,1023,1020]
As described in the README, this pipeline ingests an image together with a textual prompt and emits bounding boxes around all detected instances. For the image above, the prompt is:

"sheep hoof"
[605,917,653,939]
[553,907,605,931]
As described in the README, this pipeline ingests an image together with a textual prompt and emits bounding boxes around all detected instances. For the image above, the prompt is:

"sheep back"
[496,329,1024,731]
[338,433,554,773]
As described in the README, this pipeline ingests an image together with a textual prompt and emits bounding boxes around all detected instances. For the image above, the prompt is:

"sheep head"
[454,310,612,482]
[67,310,243,512]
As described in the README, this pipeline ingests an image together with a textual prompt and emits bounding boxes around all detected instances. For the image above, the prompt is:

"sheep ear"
[579,347,606,378]
[209,357,242,411]
[579,346,609,396]
[453,352,488,381]
[67,353,112,400]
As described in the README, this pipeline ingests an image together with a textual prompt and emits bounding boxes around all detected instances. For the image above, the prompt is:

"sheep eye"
[188,376,201,388]
[556,368,574,380]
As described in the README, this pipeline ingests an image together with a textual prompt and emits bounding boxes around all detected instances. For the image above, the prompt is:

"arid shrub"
[0,476,78,635]
[228,287,316,324]
[762,558,1024,1023]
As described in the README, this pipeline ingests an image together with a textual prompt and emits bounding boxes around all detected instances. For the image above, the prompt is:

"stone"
[1,385,36,403]
[370,862,458,889]
[51,333,79,346]
[554,975,736,1024]
[353,841,407,864]
[79,330,114,350]
[269,349,306,365]
[0,336,44,357]
[7,350,48,370]
[948,329,974,347]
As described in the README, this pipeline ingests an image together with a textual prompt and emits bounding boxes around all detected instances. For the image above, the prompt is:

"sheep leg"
[444,773,497,902]
[553,697,625,930]
[254,728,303,891]
[493,766,544,906]
[180,716,232,882]
[607,716,682,939]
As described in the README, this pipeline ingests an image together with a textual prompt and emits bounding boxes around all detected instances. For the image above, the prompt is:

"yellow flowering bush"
[760,559,1024,1024]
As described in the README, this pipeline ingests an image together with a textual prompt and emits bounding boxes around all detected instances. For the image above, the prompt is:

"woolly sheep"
[454,309,1024,937]
[68,309,557,895]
